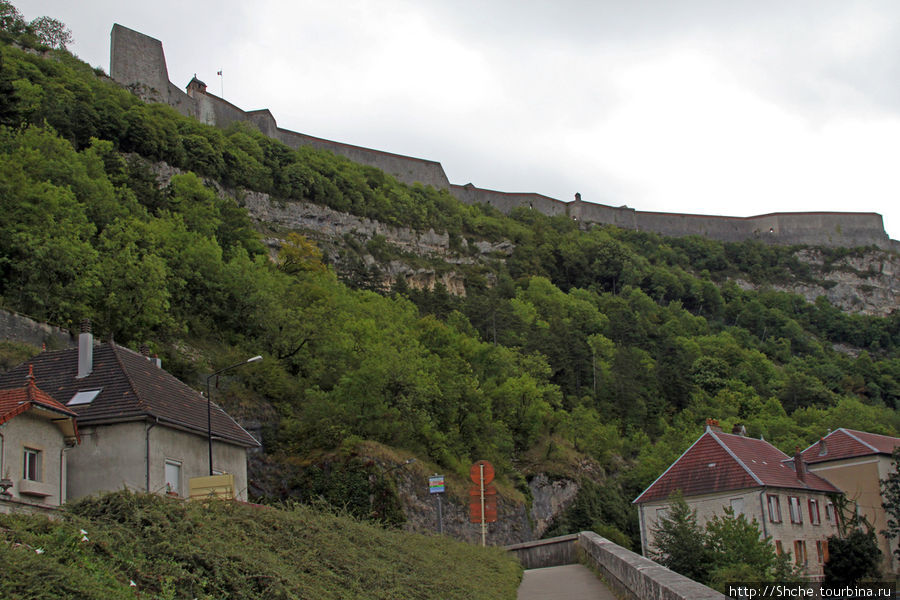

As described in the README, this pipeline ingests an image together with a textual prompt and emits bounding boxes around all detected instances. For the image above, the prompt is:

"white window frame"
[825,502,836,523]
[768,495,782,523]
[23,447,41,482]
[788,496,803,524]
[164,459,182,497]
[809,498,820,525]
[730,497,745,516]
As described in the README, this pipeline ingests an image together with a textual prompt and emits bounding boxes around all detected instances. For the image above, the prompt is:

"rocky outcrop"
[736,248,898,316]
[528,474,580,538]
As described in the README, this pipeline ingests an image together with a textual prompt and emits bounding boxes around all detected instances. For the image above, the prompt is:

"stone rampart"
[109,24,896,250]
[0,309,75,350]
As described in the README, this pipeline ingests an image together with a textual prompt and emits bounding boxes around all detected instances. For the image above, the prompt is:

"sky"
[15,0,900,240]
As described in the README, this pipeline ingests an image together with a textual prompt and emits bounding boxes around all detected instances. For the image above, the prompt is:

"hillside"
[0,490,521,599]
[1,4,899,552]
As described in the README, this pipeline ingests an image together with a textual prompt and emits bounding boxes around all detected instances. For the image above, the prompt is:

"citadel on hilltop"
[110,24,897,251]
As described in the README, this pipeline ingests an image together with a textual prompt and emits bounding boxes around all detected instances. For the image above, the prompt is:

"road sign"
[469,460,494,485]
[429,475,445,494]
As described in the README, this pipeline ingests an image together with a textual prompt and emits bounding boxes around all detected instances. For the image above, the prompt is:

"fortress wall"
[450,184,569,216]
[573,200,638,229]
[110,24,171,105]
[276,128,450,189]
[109,24,896,250]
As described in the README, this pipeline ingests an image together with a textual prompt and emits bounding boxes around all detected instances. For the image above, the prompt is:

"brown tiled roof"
[0,372,79,440]
[634,429,839,504]
[0,344,259,447]
[800,428,900,464]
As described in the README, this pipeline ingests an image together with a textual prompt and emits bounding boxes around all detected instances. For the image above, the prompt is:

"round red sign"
[469,460,494,485]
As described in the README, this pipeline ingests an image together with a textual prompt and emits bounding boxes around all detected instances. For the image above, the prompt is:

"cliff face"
[737,249,899,317]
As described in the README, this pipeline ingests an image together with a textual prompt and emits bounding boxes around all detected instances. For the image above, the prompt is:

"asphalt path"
[517,564,616,600]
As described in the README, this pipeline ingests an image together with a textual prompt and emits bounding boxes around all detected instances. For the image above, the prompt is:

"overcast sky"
[17,0,900,240]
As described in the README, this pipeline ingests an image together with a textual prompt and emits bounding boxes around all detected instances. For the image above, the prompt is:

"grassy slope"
[0,491,522,600]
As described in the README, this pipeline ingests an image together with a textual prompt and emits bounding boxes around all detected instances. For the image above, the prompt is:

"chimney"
[77,319,93,378]
[732,423,748,436]
[705,418,723,433]
[152,353,162,369]
[794,447,806,482]
[818,438,827,456]
[140,344,150,357]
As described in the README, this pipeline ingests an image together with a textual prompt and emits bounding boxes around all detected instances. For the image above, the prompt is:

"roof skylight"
[68,389,101,406]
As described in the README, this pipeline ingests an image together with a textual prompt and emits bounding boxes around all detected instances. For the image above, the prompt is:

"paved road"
[517,564,616,600]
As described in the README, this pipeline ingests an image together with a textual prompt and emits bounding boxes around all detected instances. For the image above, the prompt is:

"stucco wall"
[639,487,839,579]
[0,411,68,507]
[68,421,250,502]
[808,456,898,574]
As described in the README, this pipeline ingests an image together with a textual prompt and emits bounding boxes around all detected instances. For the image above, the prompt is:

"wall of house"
[0,412,68,507]
[807,456,898,575]
[639,487,839,579]
[67,421,250,502]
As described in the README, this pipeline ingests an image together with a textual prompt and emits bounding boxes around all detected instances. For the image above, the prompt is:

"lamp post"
[206,355,262,475]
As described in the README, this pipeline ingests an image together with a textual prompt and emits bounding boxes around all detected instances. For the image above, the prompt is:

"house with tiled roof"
[0,368,79,513]
[0,325,260,502]
[799,428,900,574]
[634,421,841,579]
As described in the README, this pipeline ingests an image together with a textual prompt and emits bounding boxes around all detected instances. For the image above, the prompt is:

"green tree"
[705,507,783,588]
[823,529,881,587]
[650,492,711,582]
[28,15,71,49]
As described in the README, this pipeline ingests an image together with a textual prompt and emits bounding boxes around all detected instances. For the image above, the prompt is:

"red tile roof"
[0,344,259,448]
[0,373,79,440]
[634,429,839,504]
[800,428,900,464]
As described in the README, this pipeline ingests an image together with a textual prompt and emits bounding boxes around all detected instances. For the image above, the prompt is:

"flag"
[217,70,222,76]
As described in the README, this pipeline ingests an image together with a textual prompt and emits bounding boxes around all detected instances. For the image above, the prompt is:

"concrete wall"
[808,455,898,575]
[109,24,896,250]
[505,534,578,569]
[639,487,839,579]
[0,411,68,507]
[68,420,250,502]
[578,531,727,600]
[0,309,75,350]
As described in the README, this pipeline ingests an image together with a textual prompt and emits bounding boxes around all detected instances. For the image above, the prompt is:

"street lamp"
[206,355,262,475]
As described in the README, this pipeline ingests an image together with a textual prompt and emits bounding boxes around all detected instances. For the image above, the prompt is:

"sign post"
[468,460,496,547]
[428,474,445,535]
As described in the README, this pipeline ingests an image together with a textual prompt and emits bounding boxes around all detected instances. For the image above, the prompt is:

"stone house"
[799,428,900,575]
[634,422,841,579]
[0,369,79,514]
[0,328,260,502]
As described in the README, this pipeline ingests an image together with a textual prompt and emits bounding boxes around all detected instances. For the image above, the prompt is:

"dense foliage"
[651,495,799,590]
[0,491,521,600]
[1,6,899,555]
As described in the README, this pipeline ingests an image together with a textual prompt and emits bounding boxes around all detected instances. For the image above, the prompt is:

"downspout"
[145,419,158,492]
[0,427,5,480]
[759,488,769,538]
[59,442,74,506]
[638,505,648,556]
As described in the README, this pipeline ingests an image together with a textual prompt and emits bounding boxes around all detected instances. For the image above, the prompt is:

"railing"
[506,532,727,600]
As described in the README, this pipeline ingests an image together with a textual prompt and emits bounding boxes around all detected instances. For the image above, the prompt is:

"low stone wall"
[505,534,578,569]
[578,531,726,600]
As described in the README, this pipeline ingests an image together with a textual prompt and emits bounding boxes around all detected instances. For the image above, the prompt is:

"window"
[768,495,782,523]
[164,460,182,496]
[68,389,101,406]
[789,496,803,524]
[730,498,745,516]
[775,540,784,555]
[23,448,41,481]
[794,540,807,566]
[825,502,836,523]
[816,540,828,563]
[809,499,820,525]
